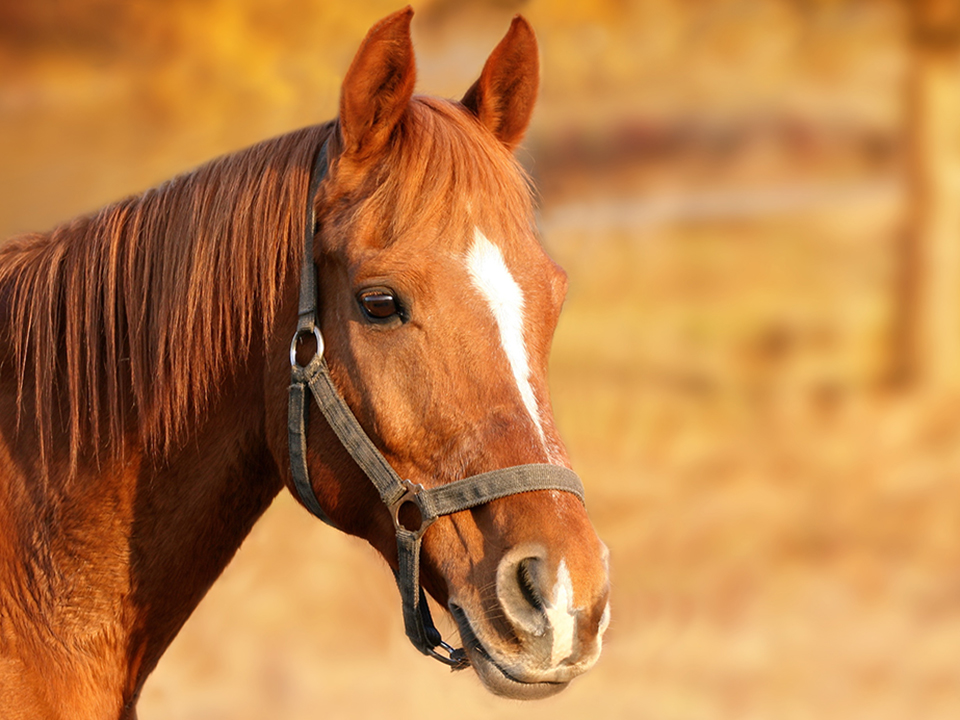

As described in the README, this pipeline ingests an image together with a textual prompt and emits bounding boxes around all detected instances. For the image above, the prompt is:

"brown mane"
[0,97,535,480]
[0,123,330,475]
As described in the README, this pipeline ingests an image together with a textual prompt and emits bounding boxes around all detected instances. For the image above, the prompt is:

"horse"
[0,8,610,718]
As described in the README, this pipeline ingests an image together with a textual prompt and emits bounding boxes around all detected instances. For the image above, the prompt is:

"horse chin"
[450,605,569,700]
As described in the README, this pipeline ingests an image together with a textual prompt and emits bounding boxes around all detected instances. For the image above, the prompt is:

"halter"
[287,138,586,667]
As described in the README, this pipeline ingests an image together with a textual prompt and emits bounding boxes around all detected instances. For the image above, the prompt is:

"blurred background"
[3,0,960,718]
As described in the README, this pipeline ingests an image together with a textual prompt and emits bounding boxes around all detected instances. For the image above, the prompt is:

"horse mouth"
[448,604,569,700]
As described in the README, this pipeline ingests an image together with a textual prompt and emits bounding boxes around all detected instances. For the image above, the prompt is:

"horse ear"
[461,15,539,151]
[339,7,416,159]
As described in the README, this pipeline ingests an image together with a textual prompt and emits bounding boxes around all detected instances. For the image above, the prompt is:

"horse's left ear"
[461,15,539,151]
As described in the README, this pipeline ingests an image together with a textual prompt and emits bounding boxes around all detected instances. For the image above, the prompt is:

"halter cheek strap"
[288,138,586,667]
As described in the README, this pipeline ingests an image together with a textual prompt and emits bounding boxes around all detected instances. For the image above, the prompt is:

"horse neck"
[0,327,283,710]
[130,360,284,670]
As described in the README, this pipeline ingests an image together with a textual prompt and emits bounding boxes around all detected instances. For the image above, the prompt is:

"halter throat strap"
[287,138,586,667]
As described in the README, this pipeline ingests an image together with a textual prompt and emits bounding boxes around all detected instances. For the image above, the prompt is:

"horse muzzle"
[448,542,611,700]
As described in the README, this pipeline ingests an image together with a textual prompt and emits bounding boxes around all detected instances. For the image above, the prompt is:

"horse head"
[268,8,611,699]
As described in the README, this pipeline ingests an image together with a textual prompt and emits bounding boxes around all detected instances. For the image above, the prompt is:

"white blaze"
[544,559,577,665]
[466,228,545,442]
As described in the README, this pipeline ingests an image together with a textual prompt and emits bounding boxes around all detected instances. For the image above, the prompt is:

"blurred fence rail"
[541,179,901,231]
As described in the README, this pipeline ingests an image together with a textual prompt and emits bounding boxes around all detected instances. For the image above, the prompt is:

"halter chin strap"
[288,138,586,667]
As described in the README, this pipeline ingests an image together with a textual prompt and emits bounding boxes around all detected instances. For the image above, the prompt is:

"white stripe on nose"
[466,229,545,443]
[544,559,577,665]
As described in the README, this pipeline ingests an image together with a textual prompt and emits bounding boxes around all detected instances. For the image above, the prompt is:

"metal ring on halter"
[427,640,469,668]
[290,325,324,369]
[390,479,436,538]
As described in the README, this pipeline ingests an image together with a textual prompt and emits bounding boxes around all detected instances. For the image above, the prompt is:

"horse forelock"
[0,123,332,479]
[326,96,537,253]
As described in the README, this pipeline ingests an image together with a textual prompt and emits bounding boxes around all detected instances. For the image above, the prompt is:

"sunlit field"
[4,1,960,718]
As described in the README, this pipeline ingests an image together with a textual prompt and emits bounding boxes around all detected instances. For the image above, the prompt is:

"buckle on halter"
[390,479,435,538]
[290,325,324,369]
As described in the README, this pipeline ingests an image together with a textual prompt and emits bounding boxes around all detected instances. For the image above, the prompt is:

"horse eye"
[358,291,399,320]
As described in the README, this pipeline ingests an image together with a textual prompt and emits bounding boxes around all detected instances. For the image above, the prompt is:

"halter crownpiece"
[287,137,586,667]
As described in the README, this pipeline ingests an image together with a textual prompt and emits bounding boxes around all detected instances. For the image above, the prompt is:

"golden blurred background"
[4,0,960,718]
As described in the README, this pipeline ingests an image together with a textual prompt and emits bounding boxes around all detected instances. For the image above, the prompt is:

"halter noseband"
[287,138,586,668]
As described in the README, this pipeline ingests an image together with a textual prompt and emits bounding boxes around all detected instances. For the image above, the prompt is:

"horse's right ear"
[339,7,416,160]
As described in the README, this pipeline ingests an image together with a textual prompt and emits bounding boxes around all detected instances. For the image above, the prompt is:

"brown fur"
[0,9,609,717]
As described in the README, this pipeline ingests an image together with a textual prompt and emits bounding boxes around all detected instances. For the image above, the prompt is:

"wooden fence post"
[896,0,960,388]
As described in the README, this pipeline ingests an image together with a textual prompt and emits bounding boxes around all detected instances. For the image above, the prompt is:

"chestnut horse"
[0,8,609,718]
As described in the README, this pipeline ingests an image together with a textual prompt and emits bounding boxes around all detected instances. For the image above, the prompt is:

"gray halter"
[287,138,586,667]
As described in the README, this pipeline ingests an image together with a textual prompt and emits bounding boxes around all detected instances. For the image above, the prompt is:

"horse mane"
[360,96,536,246]
[0,96,536,480]
[0,123,331,475]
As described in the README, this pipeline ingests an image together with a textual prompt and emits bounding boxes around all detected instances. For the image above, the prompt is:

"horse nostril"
[497,550,549,637]
[517,557,544,612]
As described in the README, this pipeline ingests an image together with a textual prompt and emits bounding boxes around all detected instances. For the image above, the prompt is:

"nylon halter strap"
[288,139,586,667]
